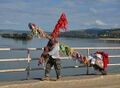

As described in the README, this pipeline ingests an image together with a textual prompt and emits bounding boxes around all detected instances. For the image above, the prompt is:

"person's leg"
[54,59,61,79]
[45,58,54,79]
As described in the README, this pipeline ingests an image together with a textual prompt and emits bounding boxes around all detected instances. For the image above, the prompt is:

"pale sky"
[0,0,120,31]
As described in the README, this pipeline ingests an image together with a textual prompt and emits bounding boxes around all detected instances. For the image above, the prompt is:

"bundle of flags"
[28,13,89,66]
[28,23,51,39]
[51,12,68,38]
[28,12,68,39]
[28,13,83,64]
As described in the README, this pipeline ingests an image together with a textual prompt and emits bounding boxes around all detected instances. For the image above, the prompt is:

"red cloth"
[96,51,109,69]
[51,12,68,38]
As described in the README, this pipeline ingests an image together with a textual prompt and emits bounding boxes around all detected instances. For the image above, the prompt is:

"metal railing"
[0,47,120,79]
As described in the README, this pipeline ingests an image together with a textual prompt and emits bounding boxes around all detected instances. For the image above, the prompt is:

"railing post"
[86,48,90,75]
[26,50,31,80]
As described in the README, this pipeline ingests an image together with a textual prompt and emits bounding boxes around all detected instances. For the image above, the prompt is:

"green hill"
[60,28,120,38]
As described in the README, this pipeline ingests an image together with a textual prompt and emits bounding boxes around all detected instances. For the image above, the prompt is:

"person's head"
[47,38,58,47]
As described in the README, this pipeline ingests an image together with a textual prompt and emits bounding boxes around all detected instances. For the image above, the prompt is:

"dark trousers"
[45,56,61,78]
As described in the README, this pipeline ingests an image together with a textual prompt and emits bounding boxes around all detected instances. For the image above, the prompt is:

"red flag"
[51,12,68,38]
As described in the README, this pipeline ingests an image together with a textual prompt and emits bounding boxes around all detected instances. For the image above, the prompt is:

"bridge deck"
[0,74,120,88]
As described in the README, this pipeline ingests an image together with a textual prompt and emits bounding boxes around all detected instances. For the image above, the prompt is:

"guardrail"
[0,47,120,79]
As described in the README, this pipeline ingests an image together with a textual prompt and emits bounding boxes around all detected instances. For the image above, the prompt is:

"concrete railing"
[0,47,120,79]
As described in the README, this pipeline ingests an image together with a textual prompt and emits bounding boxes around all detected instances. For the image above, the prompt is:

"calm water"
[0,37,120,81]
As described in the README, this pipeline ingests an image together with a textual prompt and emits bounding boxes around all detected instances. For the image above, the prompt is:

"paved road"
[0,74,120,88]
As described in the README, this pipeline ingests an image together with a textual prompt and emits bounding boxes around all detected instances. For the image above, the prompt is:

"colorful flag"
[51,12,68,38]
[28,23,51,39]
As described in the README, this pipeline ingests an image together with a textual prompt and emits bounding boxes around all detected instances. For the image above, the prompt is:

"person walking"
[44,38,61,80]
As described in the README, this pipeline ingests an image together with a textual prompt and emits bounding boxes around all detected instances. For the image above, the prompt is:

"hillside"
[1,28,120,39]
[0,29,33,40]
[0,29,30,34]
[60,28,120,38]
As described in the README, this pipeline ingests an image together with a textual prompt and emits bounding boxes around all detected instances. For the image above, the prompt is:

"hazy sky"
[0,0,120,31]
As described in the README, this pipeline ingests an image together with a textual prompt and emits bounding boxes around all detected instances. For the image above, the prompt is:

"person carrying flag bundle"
[37,13,68,80]
[42,38,61,80]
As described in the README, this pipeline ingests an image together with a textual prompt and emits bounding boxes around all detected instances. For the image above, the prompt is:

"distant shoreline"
[99,38,120,41]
